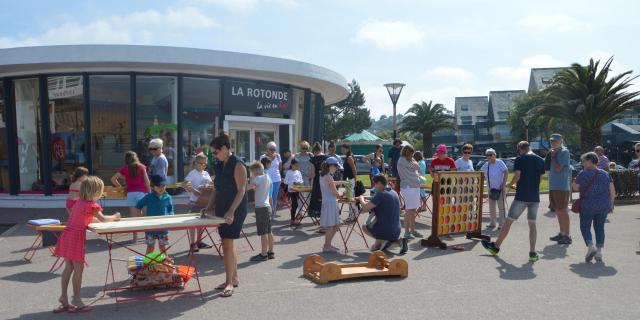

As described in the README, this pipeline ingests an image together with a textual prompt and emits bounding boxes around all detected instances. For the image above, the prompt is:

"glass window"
[292,88,304,151]
[14,78,42,191]
[0,81,8,192]
[136,76,177,183]
[229,129,250,163]
[460,104,469,111]
[47,76,86,190]
[308,93,316,141]
[497,111,510,120]
[461,116,472,125]
[254,130,275,161]
[90,75,131,182]
[181,77,220,174]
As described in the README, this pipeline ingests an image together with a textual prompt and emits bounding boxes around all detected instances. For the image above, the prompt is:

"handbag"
[354,180,366,197]
[487,162,502,200]
[571,170,598,213]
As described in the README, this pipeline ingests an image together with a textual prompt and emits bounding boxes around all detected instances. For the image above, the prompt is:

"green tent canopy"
[343,130,382,142]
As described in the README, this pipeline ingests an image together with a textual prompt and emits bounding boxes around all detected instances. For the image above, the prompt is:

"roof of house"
[528,67,567,93]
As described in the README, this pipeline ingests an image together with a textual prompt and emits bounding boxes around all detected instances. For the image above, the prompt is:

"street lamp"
[522,113,534,141]
[384,83,405,140]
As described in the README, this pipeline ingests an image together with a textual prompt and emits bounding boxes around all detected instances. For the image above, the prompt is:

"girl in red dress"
[53,176,121,313]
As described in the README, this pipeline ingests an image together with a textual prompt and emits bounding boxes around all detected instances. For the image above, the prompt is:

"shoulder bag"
[571,170,598,213]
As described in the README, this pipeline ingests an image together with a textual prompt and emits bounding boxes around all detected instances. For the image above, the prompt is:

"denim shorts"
[144,234,169,246]
[127,192,146,207]
[507,200,539,221]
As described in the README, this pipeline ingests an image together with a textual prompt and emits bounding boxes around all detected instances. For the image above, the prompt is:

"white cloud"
[519,13,591,33]
[0,7,216,48]
[354,20,425,50]
[425,66,474,83]
[488,54,565,86]
[196,0,299,12]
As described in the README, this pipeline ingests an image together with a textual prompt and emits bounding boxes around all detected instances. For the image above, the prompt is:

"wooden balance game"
[303,251,408,284]
[421,171,490,249]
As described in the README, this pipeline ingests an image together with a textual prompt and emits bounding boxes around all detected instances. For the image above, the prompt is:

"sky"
[0,0,638,119]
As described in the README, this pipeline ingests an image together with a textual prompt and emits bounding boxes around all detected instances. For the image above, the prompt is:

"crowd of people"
[53,131,623,311]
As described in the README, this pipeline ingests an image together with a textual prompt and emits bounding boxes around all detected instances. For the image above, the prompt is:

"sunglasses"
[486,154,495,157]
[149,147,159,151]
[197,162,207,165]
[463,151,471,155]
[268,149,276,152]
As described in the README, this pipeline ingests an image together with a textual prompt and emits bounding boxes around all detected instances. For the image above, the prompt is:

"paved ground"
[1,196,639,320]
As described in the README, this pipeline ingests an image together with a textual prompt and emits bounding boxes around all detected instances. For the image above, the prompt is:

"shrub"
[609,169,639,199]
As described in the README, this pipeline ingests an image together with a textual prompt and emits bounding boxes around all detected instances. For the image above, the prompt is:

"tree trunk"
[423,132,433,158]
[580,127,602,154]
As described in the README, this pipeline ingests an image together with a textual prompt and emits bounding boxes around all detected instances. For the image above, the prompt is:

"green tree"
[507,92,580,148]
[536,57,640,152]
[399,101,456,157]
[324,79,372,141]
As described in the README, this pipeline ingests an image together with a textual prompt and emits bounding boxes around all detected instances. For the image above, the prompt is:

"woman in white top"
[480,148,508,229]
[261,141,282,219]
[397,145,423,239]
[455,143,475,172]
[182,153,213,251]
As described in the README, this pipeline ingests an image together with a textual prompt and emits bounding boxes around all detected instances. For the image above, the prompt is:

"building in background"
[0,45,348,196]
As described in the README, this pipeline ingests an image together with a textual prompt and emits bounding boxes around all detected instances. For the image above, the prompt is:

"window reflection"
[0,82,8,191]
[181,77,219,174]
[14,78,42,191]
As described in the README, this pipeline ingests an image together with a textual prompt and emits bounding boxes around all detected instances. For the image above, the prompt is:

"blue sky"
[1,0,638,118]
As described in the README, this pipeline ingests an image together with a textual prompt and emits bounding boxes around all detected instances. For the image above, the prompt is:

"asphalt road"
[1,196,639,320]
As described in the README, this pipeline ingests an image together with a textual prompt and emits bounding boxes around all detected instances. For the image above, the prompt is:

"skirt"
[54,228,87,263]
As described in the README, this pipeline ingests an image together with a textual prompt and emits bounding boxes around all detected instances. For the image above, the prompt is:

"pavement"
[1,196,639,320]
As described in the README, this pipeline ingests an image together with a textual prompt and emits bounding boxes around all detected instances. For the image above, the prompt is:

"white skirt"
[401,187,421,210]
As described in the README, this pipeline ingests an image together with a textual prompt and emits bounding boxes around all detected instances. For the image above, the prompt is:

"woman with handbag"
[481,148,508,229]
[183,152,213,252]
[571,152,616,263]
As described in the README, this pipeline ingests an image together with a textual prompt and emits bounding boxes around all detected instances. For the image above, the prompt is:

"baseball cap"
[436,144,448,155]
[549,133,563,141]
[326,156,343,169]
[150,175,168,187]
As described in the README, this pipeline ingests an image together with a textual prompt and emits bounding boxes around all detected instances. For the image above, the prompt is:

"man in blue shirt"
[387,139,402,177]
[136,174,175,254]
[547,133,572,245]
[482,141,545,262]
[358,175,408,254]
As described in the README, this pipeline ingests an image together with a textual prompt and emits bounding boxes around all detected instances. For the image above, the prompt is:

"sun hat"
[326,156,343,169]
[150,175,168,187]
[436,144,448,155]
[549,133,563,141]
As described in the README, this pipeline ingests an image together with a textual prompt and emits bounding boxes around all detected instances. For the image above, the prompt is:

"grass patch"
[358,172,549,192]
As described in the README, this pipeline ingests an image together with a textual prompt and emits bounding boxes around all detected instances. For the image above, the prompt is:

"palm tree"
[535,57,640,152]
[400,101,456,157]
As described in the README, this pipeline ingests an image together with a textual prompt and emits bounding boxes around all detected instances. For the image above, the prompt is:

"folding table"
[88,213,224,306]
[24,223,66,272]
[291,185,317,225]
[337,198,369,252]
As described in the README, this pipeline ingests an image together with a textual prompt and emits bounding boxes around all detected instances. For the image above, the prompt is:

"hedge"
[609,169,639,200]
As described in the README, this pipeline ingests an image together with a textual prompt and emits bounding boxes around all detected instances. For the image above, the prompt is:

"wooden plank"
[88,213,225,234]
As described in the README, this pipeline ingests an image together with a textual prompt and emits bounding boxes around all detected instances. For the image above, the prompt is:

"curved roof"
[0,44,349,104]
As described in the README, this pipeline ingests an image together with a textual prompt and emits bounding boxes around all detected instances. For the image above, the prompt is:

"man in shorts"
[547,133,572,245]
[482,141,545,262]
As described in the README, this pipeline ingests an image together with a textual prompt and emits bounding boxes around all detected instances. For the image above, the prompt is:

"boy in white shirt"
[284,159,303,226]
[247,161,274,261]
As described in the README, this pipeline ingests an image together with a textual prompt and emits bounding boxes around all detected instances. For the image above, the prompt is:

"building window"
[48,76,86,190]
[476,116,488,122]
[461,116,472,125]
[478,127,490,135]
[181,77,220,174]
[460,104,469,111]
[494,124,511,140]
[541,77,551,85]
[0,81,8,191]
[308,93,316,141]
[497,111,510,120]
[14,78,42,191]
[136,76,178,183]
[90,75,131,182]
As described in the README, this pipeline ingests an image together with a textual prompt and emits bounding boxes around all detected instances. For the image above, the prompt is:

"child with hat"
[429,144,457,180]
[136,174,175,254]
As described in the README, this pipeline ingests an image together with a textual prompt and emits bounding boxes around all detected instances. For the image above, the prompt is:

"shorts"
[400,187,420,210]
[507,200,539,221]
[144,233,169,246]
[127,192,146,207]
[549,190,570,210]
[217,209,247,239]
[255,206,272,236]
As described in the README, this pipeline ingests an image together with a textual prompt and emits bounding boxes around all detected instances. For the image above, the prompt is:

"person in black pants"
[284,159,303,226]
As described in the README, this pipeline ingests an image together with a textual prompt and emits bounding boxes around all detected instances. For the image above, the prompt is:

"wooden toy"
[421,171,490,249]
[303,251,408,284]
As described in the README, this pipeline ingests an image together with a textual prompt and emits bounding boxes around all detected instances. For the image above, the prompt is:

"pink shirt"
[119,164,148,193]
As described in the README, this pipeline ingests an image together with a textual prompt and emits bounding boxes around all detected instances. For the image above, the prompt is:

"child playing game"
[53,176,121,313]
[284,159,303,226]
[260,157,275,220]
[183,152,213,252]
[247,161,274,261]
[135,175,175,254]
[66,167,89,214]
[320,157,343,253]
[429,144,457,180]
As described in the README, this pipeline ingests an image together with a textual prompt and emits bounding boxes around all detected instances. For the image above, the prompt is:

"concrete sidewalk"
[1,198,639,320]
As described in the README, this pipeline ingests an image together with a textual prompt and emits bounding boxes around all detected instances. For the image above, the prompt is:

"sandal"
[220,288,234,298]
[68,305,93,313]
[215,283,238,290]
[52,305,69,313]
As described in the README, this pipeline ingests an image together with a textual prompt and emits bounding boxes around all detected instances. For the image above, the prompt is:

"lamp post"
[522,113,534,142]
[384,83,405,140]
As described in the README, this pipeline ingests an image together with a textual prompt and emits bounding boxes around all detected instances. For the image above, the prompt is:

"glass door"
[254,130,275,161]
[229,129,250,163]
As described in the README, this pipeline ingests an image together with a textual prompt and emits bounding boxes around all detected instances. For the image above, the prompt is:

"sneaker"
[370,242,382,252]
[190,243,199,253]
[267,251,275,260]
[594,251,603,262]
[249,254,268,262]
[585,246,597,262]
[404,231,415,240]
[549,233,563,241]
[379,240,391,252]
[487,224,496,229]
[481,240,500,256]
[197,241,212,249]
[411,230,424,238]
[558,235,573,245]
[529,251,540,262]
[399,238,409,255]
[322,246,339,253]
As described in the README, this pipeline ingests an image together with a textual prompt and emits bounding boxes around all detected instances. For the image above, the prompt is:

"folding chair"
[337,199,369,252]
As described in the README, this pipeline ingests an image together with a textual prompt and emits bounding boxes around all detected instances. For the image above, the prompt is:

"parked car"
[474,160,486,171]
[339,155,387,175]
[501,157,516,172]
